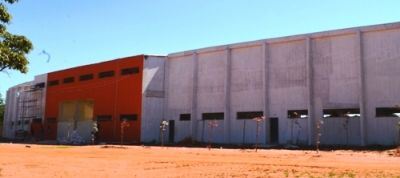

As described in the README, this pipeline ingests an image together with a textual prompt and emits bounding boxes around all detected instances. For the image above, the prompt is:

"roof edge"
[168,21,400,57]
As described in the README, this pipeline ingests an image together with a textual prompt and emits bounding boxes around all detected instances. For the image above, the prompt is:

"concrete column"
[306,37,314,146]
[262,42,270,144]
[191,52,199,141]
[357,31,367,146]
[224,47,232,143]
[162,57,170,143]
[162,57,169,121]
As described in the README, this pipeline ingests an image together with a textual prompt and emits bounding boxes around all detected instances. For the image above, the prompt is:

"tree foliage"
[0,93,4,124]
[0,0,32,73]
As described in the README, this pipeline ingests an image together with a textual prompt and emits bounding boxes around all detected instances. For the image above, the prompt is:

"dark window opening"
[179,114,191,121]
[376,107,400,117]
[96,115,112,121]
[17,121,21,125]
[120,114,138,121]
[46,117,57,123]
[288,110,308,119]
[202,112,224,120]
[99,70,115,78]
[33,118,42,123]
[48,80,59,86]
[63,77,75,84]
[11,121,14,126]
[237,111,263,119]
[121,67,139,75]
[79,74,94,81]
[24,120,30,125]
[323,108,360,118]
[34,82,45,89]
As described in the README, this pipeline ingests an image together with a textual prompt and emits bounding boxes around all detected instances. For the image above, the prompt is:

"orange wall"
[44,55,144,143]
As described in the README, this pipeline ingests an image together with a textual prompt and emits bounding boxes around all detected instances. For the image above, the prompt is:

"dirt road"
[0,144,399,177]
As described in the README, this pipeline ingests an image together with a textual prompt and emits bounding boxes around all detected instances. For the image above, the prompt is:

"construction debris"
[57,130,86,145]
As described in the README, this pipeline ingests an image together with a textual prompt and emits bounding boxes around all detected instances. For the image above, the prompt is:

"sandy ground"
[0,144,399,178]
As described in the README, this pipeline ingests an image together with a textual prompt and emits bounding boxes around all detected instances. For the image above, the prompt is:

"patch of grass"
[346,172,356,178]
[40,145,74,149]
[328,171,336,177]
[54,146,74,149]
[334,171,356,178]
[284,170,289,177]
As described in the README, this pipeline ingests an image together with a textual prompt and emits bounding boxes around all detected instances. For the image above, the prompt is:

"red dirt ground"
[0,144,399,178]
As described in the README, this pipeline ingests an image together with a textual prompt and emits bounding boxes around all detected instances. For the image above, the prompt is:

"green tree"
[0,0,33,73]
[0,93,4,124]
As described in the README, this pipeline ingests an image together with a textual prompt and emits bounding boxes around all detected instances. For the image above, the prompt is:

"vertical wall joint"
[262,42,270,144]
[306,37,314,146]
[357,31,367,146]
[224,47,232,143]
[191,52,199,141]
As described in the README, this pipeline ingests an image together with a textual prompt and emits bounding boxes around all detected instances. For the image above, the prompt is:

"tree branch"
[0,66,7,72]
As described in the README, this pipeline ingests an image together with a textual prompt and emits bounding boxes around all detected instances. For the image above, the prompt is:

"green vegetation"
[0,93,4,126]
[0,0,33,73]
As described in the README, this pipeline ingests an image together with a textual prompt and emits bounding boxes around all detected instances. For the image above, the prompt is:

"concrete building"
[2,74,47,139]
[3,55,165,143]
[2,22,400,146]
[164,21,400,146]
[45,55,166,143]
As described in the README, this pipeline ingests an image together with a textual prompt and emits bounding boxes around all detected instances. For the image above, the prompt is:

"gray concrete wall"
[3,83,31,138]
[2,74,47,139]
[140,56,166,143]
[164,54,193,142]
[230,46,265,144]
[268,40,308,145]
[166,22,400,146]
[363,28,400,145]
[311,34,362,146]
[197,51,227,143]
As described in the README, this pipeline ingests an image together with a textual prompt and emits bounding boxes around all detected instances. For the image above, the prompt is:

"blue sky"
[0,0,399,98]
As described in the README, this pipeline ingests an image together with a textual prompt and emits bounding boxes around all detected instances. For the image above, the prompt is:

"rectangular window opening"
[179,114,191,121]
[120,114,138,121]
[63,77,75,84]
[288,110,308,119]
[32,118,42,123]
[46,117,57,123]
[121,67,139,75]
[96,115,112,121]
[99,70,115,78]
[34,82,45,89]
[48,80,59,86]
[202,112,224,120]
[376,107,400,117]
[237,111,263,120]
[323,108,360,118]
[79,74,94,81]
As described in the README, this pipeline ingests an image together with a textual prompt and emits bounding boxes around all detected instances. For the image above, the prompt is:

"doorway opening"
[269,117,279,144]
[168,120,175,143]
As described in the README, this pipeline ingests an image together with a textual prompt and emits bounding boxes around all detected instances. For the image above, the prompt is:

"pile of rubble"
[58,130,87,145]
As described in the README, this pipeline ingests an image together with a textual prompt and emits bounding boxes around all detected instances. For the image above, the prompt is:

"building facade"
[3,22,400,146]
